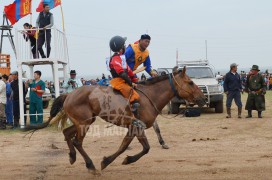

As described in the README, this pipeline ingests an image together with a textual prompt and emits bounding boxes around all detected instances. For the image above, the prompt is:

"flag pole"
[60,3,70,71]
[60,4,65,32]
[30,14,32,25]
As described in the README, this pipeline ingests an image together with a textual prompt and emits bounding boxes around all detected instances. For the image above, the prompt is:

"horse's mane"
[137,66,181,85]
[137,74,171,85]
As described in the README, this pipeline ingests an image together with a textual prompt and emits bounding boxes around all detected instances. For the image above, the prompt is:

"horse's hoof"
[69,153,76,165]
[122,156,129,165]
[122,156,133,165]
[86,161,96,170]
[101,156,111,170]
[88,169,101,176]
[162,144,169,149]
[69,157,76,165]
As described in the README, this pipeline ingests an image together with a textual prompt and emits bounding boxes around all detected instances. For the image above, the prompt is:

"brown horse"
[30,67,206,173]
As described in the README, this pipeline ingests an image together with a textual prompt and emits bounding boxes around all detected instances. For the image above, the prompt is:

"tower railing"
[15,27,69,128]
[15,27,69,64]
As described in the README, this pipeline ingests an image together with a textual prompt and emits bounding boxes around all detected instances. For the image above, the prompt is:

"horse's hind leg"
[72,124,98,174]
[101,130,135,170]
[122,128,150,165]
[63,125,77,164]
[153,120,169,149]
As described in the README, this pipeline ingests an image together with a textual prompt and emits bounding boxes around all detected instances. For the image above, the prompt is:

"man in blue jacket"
[124,34,157,77]
[223,63,243,118]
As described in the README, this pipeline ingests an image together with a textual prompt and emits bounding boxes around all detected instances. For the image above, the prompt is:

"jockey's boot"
[131,101,140,120]
[238,107,242,118]
[226,108,231,118]
[258,111,262,118]
[131,101,146,129]
[246,110,252,118]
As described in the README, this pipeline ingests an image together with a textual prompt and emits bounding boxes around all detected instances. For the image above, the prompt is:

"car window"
[186,67,214,79]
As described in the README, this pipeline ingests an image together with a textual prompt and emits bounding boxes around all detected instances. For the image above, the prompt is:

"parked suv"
[157,60,224,114]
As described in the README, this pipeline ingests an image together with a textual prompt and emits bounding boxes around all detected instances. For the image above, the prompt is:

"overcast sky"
[1,0,272,78]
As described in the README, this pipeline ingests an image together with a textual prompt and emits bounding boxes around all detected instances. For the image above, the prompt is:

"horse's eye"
[189,81,194,86]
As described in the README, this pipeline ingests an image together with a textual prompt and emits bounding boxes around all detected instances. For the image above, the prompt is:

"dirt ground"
[0,92,272,180]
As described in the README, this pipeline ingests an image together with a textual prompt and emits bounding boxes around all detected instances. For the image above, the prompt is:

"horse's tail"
[48,94,68,128]
[24,94,68,131]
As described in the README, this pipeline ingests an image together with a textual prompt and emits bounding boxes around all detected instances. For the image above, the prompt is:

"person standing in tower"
[36,4,54,58]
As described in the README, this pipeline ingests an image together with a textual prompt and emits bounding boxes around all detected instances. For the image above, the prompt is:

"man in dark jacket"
[36,4,54,58]
[223,63,243,118]
[10,71,27,128]
[244,65,266,118]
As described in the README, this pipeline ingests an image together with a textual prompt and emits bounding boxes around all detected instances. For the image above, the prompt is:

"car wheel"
[43,101,49,109]
[215,100,223,113]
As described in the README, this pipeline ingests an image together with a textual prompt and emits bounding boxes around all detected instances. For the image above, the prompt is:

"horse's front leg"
[101,129,135,170]
[153,120,169,149]
[122,127,150,165]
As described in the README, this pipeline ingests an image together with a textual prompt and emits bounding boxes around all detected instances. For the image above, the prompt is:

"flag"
[36,0,61,12]
[4,0,32,25]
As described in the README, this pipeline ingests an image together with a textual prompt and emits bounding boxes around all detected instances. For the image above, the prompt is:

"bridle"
[168,73,180,98]
[135,73,191,118]
[170,72,198,96]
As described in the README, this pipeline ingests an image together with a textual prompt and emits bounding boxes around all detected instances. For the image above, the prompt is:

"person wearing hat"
[0,73,7,129]
[223,63,243,118]
[244,65,266,118]
[124,34,157,78]
[62,70,83,93]
[10,71,27,128]
[108,35,140,119]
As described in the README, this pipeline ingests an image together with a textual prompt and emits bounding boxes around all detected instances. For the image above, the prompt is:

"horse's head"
[172,66,206,107]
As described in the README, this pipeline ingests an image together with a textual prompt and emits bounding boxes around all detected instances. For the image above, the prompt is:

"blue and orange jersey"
[124,44,152,75]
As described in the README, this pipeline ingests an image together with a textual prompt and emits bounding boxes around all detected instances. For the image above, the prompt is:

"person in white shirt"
[62,70,83,93]
[0,73,7,129]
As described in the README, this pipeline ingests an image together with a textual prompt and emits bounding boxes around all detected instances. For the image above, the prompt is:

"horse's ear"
[172,66,179,73]
[180,66,186,77]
